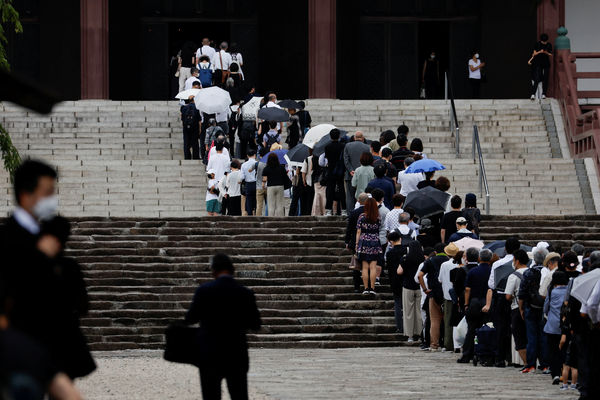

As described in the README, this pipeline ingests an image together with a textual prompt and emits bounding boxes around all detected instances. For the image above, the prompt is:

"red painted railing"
[555,50,600,178]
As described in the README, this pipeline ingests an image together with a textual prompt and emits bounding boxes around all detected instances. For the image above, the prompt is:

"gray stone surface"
[78,349,577,399]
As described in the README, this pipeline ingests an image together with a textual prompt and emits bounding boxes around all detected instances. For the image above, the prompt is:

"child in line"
[226,160,243,216]
[206,169,220,216]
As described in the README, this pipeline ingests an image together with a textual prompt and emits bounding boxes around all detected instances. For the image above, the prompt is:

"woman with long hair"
[355,198,382,294]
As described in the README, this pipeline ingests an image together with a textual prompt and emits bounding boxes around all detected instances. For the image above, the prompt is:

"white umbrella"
[193,87,232,114]
[571,268,600,304]
[175,88,201,100]
[241,96,261,120]
[453,237,485,251]
[303,124,336,147]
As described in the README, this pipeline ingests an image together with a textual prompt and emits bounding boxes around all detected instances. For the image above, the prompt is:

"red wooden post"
[80,0,109,99]
[308,0,336,99]
[537,0,565,97]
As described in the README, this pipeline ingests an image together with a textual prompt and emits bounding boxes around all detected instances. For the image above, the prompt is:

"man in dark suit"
[185,254,261,400]
[0,160,61,343]
[342,132,369,215]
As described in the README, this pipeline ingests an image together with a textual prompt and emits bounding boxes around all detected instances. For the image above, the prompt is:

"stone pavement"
[78,348,578,399]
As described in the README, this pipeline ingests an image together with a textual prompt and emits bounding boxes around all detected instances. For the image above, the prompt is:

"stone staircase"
[61,215,600,351]
[0,99,593,216]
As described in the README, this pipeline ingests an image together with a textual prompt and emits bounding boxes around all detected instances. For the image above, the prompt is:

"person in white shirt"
[229,43,244,80]
[208,135,231,161]
[184,67,201,90]
[206,142,231,182]
[398,157,423,197]
[241,150,258,215]
[438,243,460,351]
[505,250,529,365]
[225,160,243,216]
[212,42,232,87]
[195,38,216,65]
[539,252,561,298]
[205,170,221,216]
[468,51,485,99]
[384,194,405,234]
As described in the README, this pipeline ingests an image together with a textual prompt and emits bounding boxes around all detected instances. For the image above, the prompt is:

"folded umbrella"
[175,88,201,100]
[404,159,446,174]
[571,268,600,304]
[453,237,485,251]
[277,99,302,109]
[494,262,515,289]
[260,149,289,164]
[193,86,232,114]
[285,143,311,167]
[303,124,336,147]
[241,96,261,120]
[257,107,290,122]
[483,240,533,258]
[404,186,451,218]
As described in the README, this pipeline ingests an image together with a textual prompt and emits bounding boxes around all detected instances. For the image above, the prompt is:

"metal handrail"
[472,125,491,215]
[446,71,460,156]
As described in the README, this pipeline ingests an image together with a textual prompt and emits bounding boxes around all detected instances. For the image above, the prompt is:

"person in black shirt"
[400,240,425,341]
[180,97,202,160]
[440,195,463,243]
[324,129,346,216]
[386,231,407,334]
[529,33,553,100]
[296,101,312,136]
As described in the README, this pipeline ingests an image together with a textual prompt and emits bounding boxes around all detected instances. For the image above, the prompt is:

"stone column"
[308,0,336,99]
[80,0,109,99]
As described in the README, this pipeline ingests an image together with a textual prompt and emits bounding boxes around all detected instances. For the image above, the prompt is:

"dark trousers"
[289,185,302,216]
[394,293,403,333]
[325,176,346,212]
[199,129,207,162]
[300,185,314,215]
[531,65,549,96]
[524,305,548,368]
[199,368,248,400]
[493,294,512,363]
[462,298,485,359]
[227,196,242,216]
[352,269,362,291]
[183,129,200,160]
[423,296,431,346]
[546,333,564,378]
[469,78,481,99]
[220,196,228,216]
[245,183,256,215]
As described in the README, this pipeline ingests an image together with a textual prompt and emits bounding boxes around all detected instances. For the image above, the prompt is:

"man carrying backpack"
[390,135,413,171]
[262,121,280,151]
[518,252,557,373]
[180,98,201,160]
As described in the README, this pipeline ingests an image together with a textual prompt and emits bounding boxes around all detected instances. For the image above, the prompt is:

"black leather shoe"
[457,357,471,364]
[494,361,506,368]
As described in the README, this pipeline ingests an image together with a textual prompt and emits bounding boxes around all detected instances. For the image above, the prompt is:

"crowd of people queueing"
[345,190,600,399]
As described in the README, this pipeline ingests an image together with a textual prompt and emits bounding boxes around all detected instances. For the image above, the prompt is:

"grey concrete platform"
[78,348,577,399]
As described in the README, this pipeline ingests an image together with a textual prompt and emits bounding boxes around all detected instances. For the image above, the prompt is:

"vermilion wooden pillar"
[308,0,336,99]
[537,0,565,97]
[80,0,109,99]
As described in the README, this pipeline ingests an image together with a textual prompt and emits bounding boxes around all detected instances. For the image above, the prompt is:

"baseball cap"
[207,169,215,175]
[456,216,467,224]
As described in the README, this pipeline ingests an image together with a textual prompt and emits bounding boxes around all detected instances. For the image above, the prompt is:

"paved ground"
[78,348,578,399]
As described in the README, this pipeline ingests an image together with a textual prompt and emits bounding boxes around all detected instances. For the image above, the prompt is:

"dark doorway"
[418,21,449,99]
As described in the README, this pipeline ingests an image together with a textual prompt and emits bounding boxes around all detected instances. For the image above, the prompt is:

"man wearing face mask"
[468,50,485,99]
[0,160,61,346]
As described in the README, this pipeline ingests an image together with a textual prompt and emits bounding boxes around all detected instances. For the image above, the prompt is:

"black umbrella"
[257,107,290,122]
[286,143,311,166]
[312,135,332,157]
[483,240,533,258]
[404,186,451,218]
[278,99,302,109]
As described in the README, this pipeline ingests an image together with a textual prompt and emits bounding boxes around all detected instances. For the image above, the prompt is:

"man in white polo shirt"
[212,42,232,87]
[195,38,216,65]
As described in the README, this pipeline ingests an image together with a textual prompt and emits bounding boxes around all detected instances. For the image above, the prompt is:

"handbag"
[163,321,200,366]
[283,168,293,190]
[349,255,361,270]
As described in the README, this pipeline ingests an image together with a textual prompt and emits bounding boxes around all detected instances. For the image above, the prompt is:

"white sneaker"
[341,210,348,217]
[542,94,546,99]
[407,338,415,344]
[325,210,332,216]
[559,384,569,391]
[530,95,535,101]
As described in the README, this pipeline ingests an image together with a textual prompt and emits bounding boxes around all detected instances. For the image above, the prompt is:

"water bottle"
[474,335,478,345]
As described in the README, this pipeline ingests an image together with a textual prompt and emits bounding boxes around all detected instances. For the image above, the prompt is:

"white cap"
[207,169,215,175]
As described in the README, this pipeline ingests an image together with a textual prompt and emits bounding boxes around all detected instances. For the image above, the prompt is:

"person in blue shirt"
[543,271,569,384]
[367,164,395,210]
[447,217,478,243]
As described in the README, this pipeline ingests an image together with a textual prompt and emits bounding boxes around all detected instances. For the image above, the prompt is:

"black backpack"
[518,266,545,308]
[181,104,199,131]
[394,228,414,246]
[264,132,279,150]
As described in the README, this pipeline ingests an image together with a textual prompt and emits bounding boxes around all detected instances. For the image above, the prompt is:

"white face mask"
[430,54,435,59]
[475,53,479,59]
[33,195,59,221]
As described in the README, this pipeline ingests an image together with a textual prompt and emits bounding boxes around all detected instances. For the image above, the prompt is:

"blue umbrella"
[404,159,446,174]
[260,149,289,164]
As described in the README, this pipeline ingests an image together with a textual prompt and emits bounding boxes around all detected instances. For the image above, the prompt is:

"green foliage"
[0,0,22,180]
[0,123,21,181]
